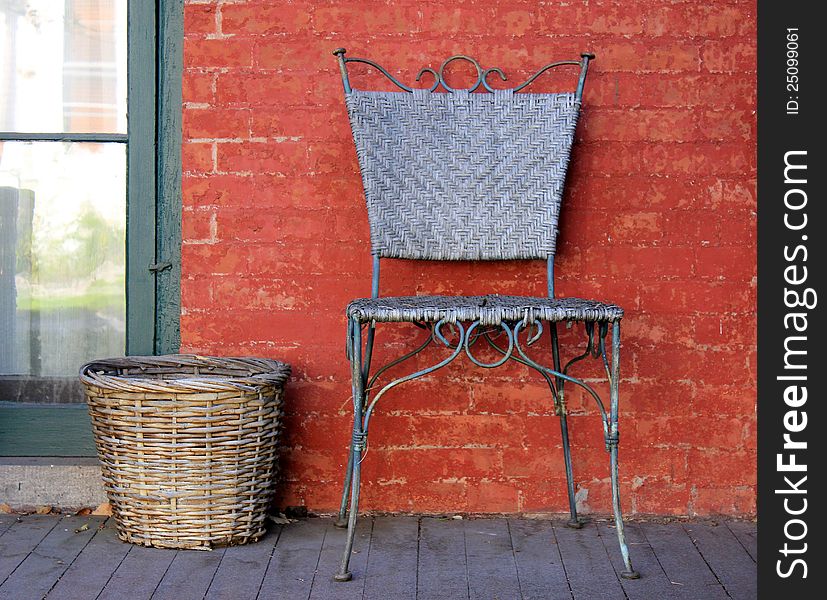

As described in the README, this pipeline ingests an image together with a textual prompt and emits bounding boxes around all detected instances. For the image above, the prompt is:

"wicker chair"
[332,49,639,581]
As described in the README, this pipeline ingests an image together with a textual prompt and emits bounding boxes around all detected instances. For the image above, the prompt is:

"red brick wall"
[180,0,757,516]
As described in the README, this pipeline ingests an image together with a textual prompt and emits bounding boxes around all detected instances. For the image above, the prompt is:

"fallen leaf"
[267,513,295,525]
[0,503,12,514]
[36,505,52,515]
[92,502,112,516]
[75,508,93,516]
[74,523,90,533]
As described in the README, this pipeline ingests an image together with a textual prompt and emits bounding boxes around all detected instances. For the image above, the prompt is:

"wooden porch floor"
[0,514,756,600]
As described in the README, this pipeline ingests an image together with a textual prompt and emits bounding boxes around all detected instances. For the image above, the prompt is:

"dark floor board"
[0,514,757,600]
[0,515,101,600]
[152,547,226,600]
[508,519,572,600]
[640,523,727,599]
[44,519,131,600]
[203,526,281,600]
[308,517,372,600]
[464,518,522,600]
[725,521,757,563]
[97,543,178,600]
[0,515,60,585]
[0,515,17,538]
[682,522,757,600]
[258,518,328,600]
[553,521,626,600]
[417,517,469,600]
[362,516,418,600]
[596,521,686,600]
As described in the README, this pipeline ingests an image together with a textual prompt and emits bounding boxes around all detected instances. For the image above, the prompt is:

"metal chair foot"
[621,570,641,580]
[334,571,353,582]
[334,517,348,529]
[566,517,586,529]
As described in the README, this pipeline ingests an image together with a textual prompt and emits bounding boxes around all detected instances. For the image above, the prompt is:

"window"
[0,0,181,456]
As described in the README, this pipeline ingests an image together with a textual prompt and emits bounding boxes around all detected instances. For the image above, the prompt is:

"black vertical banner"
[758,2,823,598]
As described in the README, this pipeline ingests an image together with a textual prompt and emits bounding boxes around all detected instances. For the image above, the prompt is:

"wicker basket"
[79,354,290,550]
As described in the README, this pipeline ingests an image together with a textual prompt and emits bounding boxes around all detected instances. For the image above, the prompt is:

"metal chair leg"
[335,319,365,582]
[559,416,581,528]
[334,439,364,581]
[334,444,355,528]
[335,322,374,528]
[608,321,639,579]
[551,323,581,528]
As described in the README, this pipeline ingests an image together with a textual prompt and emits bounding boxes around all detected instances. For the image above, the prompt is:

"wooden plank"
[0,516,17,538]
[153,546,226,600]
[97,544,177,600]
[308,517,372,600]
[0,406,95,456]
[258,518,328,600]
[508,519,572,600]
[553,520,626,600]
[417,517,469,600]
[204,527,281,600]
[596,521,683,600]
[724,521,757,563]
[45,518,131,600]
[641,523,727,599]
[0,516,101,600]
[682,523,757,600]
[0,515,59,584]
[362,516,418,600]
[464,518,522,600]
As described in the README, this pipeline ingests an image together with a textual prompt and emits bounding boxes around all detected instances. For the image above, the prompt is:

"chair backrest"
[337,52,593,262]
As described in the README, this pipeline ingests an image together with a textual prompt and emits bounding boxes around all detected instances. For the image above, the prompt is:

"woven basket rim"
[79,354,290,394]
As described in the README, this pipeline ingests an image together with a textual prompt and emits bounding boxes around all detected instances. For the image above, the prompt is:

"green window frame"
[0,0,182,456]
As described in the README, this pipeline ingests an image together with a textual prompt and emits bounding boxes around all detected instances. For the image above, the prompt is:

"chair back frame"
[334,49,594,301]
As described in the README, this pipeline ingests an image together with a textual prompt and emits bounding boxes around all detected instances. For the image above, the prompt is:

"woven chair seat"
[347,295,623,326]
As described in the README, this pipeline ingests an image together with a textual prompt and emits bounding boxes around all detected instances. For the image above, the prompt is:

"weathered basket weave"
[79,355,290,550]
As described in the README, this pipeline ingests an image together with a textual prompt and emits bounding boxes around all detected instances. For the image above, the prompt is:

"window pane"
[0,0,127,134]
[0,141,125,381]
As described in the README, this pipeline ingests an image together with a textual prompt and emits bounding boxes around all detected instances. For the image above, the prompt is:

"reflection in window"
[0,0,127,134]
[0,142,125,377]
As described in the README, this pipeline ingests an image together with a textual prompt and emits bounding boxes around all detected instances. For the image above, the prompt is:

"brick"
[184,38,253,68]
[184,2,217,36]
[699,109,756,142]
[221,2,311,35]
[467,480,520,513]
[215,140,307,174]
[182,174,255,208]
[696,246,756,280]
[639,143,755,176]
[182,70,214,104]
[633,482,691,515]
[183,108,250,140]
[692,486,756,516]
[583,108,698,142]
[694,315,756,348]
[701,40,757,73]
[181,142,213,174]
[599,41,701,73]
[384,448,504,480]
[182,208,215,242]
[687,449,756,487]
[645,5,752,38]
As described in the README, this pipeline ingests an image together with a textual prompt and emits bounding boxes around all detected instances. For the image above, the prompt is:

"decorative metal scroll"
[357,319,612,448]
[333,48,593,94]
